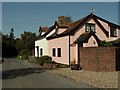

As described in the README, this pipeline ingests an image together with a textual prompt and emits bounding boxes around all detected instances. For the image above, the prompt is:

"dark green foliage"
[57,64,69,68]
[99,40,113,47]
[99,39,120,47]
[51,61,69,68]
[19,49,31,60]
[2,29,37,58]
[16,31,37,60]
[36,56,52,66]
[2,30,18,58]
[15,38,24,52]
[21,31,37,52]
[112,38,120,47]
[9,28,15,42]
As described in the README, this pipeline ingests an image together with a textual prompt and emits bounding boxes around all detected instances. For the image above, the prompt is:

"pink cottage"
[45,13,120,65]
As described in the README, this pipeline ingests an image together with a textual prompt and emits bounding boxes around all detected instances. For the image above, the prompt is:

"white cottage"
[35,21,70,57]
[35,24,56,57]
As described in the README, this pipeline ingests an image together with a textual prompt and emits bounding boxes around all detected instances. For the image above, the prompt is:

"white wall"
[35,38,48,57]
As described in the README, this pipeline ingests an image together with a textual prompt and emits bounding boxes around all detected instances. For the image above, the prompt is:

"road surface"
[2,58,94,88]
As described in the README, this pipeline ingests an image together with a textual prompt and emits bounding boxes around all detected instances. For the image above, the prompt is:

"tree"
[15,38,24,52]
[20,31,37,55]
[9,28,15,42]
[2,33,18,57]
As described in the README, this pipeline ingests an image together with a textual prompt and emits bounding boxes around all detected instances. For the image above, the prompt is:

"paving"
[52,68,119,88]
[2,58,95,88]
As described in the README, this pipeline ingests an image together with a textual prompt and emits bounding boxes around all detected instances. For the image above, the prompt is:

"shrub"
[17,54,28,60]
[99,40,113,47]
[58,64,69,68]
[36,55,52,66]
[19,49,30,56]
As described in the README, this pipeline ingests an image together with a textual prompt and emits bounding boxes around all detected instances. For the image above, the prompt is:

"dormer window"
[110,27,117,37]
[86,23,95,32]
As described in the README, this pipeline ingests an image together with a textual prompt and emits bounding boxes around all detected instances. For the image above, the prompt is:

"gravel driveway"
[52,68,118,88]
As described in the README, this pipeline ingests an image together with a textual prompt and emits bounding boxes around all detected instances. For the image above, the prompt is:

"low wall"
[80,47,120,72]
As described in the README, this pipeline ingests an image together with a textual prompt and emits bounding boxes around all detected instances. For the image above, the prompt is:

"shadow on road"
[2,67,45,80]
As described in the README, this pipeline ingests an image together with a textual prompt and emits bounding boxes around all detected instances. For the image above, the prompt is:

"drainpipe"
[78,43,80,67]
[69,35,70,67]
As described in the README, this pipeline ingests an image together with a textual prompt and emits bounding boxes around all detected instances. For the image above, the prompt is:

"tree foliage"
[2,28,18,57]
[21,31,37,52]
[2,28,37,58]
[15,31,37,59]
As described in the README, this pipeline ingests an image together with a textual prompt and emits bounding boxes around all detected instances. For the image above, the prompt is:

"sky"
[0,2,1,32]
[2,2,119,38]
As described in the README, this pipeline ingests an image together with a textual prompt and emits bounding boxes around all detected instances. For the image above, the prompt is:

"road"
[2,58,94,88]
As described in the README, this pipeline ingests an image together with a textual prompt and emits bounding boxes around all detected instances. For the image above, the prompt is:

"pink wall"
[73,18,119,43]
[97,19,119,41]
[48,36,70,65]
[70,44,79,64]
[83,36,98,47]
[57,28,67,34]
[73,26,85,42]
[98,19,109,32]
[118,29,120,38]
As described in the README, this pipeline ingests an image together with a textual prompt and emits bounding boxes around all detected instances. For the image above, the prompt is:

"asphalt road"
[2,58,94,88]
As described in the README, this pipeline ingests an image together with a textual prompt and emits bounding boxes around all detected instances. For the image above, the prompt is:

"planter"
[70,64,79,70]
[43,63,53,70]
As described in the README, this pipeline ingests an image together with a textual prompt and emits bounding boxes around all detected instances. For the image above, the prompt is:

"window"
[36,46,39,57]
[52,48,56,57]
[86,23,95,32]
[57,48,61,57]
[40,48,43,56]
[110,27,117,37]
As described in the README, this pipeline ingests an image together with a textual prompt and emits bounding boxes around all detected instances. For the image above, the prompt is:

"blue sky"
[2,2,119,38]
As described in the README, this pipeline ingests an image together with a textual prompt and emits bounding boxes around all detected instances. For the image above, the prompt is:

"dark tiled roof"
[54,21,71,28]
[57,13,120,37]
[37,25,55,40]
[45,13,120,40]
[40,27,49,32]
[58,22,72,28]
[74,31,101,44]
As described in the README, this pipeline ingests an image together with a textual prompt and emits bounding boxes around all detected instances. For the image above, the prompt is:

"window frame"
[85,23,95,32]
[57,48,61,57]
[36,46,39,57]
[52,48,56,57]
[110,27,117,37]
[40,48,43,56]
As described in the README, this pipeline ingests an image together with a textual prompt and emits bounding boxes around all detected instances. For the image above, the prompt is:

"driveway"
[2,58,94,88]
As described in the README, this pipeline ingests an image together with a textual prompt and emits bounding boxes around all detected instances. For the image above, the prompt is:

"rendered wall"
[35,38,48,57]
[48,36,69,65]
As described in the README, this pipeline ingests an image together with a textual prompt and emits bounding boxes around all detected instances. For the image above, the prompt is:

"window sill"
[110,36,118,37]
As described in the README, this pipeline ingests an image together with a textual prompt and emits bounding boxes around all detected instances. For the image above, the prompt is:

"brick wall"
[80,47,120,72]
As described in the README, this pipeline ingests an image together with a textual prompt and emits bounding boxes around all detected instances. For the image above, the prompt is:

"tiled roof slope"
[47,13,120,40]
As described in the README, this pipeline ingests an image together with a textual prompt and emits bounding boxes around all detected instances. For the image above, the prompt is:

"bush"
[99,40,113,47]
[57,64,69,68]
[51,61,69,68]
[19,49,30,56]
[18,49,30,60]
[17,54,28,60]
[36,55,52,66]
